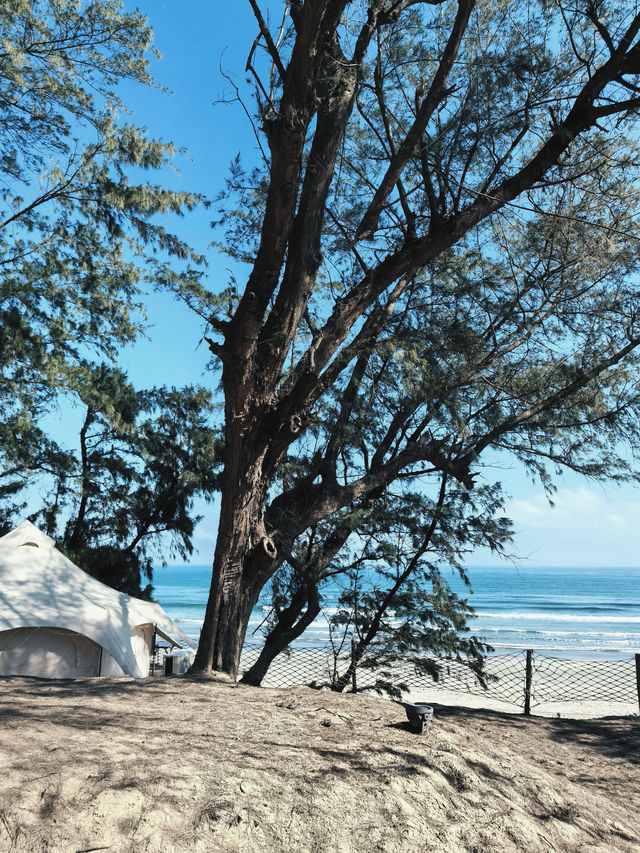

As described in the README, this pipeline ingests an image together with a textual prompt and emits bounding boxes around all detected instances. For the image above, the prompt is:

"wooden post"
[635,654,640,714]
[524,649,533,716]
[351,637,357,693]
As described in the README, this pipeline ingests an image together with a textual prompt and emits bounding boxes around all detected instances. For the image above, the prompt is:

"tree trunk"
[66,406,93,550]
[332,645,363,693]
[190,445,278,678]
[240,584,321,686]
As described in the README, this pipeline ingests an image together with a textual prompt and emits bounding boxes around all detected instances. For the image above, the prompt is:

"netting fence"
[238,644,640,714]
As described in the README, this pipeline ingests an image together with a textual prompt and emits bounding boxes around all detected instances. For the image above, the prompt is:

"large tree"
[193,0,640,679]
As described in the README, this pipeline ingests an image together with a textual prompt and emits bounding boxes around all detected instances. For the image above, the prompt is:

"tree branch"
[247,0,287,81]
[355,0,476,241]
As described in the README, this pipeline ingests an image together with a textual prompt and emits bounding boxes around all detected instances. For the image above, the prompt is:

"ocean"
[152,563,640,660]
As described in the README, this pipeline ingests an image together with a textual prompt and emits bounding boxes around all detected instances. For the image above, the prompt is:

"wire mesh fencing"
[529,654,638,706]
[239,644,640,714]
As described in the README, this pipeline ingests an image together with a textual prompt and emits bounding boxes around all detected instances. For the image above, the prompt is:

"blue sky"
[105,0,640,568]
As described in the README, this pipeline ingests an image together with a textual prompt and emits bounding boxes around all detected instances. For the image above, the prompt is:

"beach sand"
[402,653,640,719]
[403,686,638,719]
[0,674,638,853]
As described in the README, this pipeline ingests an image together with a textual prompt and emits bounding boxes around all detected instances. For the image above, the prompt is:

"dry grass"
[0,675,638,852]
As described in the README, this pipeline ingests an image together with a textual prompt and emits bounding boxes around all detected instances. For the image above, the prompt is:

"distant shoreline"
[481,645,638,661]
[153,563,640,661]
[239,637,640,662]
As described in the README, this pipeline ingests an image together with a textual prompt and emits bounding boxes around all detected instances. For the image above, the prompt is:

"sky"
[98,0,640,568]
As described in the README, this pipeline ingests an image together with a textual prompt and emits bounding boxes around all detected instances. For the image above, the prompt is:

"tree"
[326,563,489,699]
[0,0,216,586]
[192,0,640,679]
[35,367,219,596]
[0,0,206,511]
[241,479,511,689]
[1,362,219,596]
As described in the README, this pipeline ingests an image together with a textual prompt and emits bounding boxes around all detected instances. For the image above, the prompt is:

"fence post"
[635,654,640,713]
[524,649,533,716]
[351,637,357,693]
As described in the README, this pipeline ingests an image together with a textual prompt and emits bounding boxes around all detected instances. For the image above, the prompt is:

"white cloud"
[508,486,640,533]
[470,485,640,566]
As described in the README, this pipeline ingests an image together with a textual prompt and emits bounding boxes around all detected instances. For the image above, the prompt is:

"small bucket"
[404,702,434,734]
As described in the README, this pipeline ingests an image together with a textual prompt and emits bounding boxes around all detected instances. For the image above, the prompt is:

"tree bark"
[191,460,276,677]
[66,406,93,551]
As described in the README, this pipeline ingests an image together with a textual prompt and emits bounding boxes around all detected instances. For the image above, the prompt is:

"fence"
[239,644,640,715]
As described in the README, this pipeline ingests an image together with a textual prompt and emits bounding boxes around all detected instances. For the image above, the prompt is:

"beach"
[404,653,640,719]
[153,562,640,720]
[403,686,638,719]
[0,674,638,853]
[1,565,637,851]
[233,645,640,719]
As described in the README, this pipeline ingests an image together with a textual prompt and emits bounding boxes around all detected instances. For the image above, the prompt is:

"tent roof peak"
[0,520,55,550]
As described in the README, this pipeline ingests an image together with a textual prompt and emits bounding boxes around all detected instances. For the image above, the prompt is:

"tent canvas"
[0,521,196,678]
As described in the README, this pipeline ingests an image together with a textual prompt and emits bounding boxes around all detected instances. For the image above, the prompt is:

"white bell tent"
[0,521,195,678]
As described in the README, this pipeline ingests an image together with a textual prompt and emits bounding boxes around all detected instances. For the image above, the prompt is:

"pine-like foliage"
[44,368,220,597]
[0,1,214,593]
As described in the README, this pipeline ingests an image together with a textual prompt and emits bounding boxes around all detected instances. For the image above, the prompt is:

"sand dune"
[0,675,638,852]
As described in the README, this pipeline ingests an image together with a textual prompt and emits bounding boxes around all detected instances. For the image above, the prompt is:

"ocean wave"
[479,624,640,633]
[487,642,636,654]
[475,611,640,623]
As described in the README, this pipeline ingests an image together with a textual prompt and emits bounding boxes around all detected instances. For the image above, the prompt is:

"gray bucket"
[404,702,434,734]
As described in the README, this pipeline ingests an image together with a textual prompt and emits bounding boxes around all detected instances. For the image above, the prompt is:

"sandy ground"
[403,685,639,719]
[0,675,638,853]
